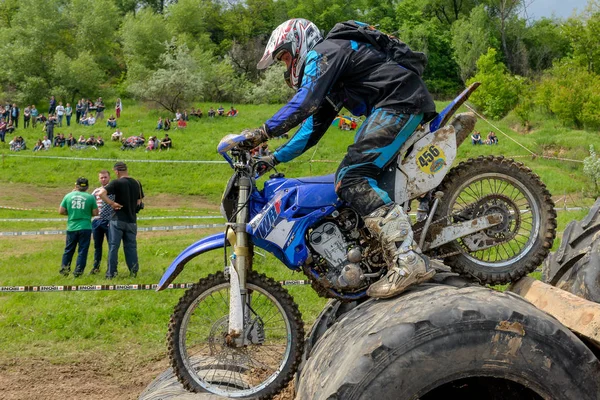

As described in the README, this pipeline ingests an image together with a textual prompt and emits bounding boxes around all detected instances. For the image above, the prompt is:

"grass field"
[0,100,599,399]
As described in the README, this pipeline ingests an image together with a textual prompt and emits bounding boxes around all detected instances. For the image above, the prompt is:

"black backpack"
[326,21,427,77]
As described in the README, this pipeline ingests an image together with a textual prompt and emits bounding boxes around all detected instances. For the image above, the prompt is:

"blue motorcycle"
[157,83,556,398]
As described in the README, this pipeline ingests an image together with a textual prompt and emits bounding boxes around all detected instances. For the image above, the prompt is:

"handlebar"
[217,133,277,178]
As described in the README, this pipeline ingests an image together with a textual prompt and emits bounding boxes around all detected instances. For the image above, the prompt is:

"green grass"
[1,100,599,385]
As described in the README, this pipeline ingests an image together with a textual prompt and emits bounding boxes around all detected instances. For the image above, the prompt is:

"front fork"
[226,175,252,347]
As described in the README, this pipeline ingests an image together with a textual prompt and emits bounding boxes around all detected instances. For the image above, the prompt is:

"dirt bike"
[156,83,557,398]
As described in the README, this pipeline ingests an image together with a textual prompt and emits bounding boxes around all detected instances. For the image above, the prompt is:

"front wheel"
[432,156,557,284]
[167,271,304,399]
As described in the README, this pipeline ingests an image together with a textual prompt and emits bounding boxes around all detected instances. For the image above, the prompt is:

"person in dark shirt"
[228,19,437,299]
[97,162,144,279]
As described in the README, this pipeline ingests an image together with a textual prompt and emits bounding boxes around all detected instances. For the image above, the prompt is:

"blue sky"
[525,0,590,19]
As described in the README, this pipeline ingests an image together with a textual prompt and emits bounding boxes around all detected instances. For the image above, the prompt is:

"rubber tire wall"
[168,271,304,399]
[432,156,557,284]
[296,284,600,400]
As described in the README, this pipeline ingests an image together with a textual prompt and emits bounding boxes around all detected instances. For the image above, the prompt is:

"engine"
[307,208,384,291]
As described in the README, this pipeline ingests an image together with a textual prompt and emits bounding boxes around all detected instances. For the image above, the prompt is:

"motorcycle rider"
[236,19,437,298]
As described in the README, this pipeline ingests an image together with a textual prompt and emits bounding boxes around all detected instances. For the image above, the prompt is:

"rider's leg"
[335,109,435,299]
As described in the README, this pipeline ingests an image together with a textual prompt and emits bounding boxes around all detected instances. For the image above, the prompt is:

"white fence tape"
[0,223,224,237]
[2,154,228,164]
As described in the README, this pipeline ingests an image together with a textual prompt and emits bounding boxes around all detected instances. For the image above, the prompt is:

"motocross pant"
[335,109,423,216]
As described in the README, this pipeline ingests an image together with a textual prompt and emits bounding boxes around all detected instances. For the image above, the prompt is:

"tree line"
[0,0,599,128]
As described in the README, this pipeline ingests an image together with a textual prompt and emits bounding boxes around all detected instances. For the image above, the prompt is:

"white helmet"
[257,18,322,89]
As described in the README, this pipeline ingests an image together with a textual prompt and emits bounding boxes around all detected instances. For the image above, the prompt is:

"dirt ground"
[0,355,294,400]
[0,356,168,400]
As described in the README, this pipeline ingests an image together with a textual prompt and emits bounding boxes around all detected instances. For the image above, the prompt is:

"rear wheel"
[431,156,556,284]
[167,271,304,399]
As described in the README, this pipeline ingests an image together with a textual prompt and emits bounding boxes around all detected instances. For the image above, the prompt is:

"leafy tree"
[467,47,521,118]
[166,0,223,43]
[420,0,481,26]
[245,64,295,104]
[355,0,398,32]
[486,0,524,74]
[564,5,600,74]
[396,0,462,97]
[285,0,359,32]
[51,51,106,104]
[199,54,251,103]
[1,0,73,99]
[68,0,123,75]
[451,5,498,82]
[121,8,171,73]
[228,37,269,82]
[523,18,571,73]
[534,59,600,129]
[0,0,19,28]
[129,44,204,112]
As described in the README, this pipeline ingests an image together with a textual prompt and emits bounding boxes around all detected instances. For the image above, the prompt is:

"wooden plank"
[509,277,600,348]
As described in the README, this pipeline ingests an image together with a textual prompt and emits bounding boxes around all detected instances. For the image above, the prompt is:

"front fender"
[157,232,225,291]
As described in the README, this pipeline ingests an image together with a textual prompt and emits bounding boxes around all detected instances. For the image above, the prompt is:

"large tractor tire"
[296,284,600,400]
[543,197,600,302]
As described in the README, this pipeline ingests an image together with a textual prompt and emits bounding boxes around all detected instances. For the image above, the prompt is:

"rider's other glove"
[255,154,279,176]
[239,125,269,150]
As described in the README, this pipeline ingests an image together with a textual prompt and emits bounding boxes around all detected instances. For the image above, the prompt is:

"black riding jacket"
[266,37,436,163]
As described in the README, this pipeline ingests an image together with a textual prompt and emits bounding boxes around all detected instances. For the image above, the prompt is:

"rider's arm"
[264,43,348,140]
[272,102,338,163]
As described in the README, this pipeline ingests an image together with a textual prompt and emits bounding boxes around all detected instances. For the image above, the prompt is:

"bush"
[535,59,600,130]
[467,48,521,119]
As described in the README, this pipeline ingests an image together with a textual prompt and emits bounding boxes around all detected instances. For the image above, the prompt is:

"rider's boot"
[364,203,435,299]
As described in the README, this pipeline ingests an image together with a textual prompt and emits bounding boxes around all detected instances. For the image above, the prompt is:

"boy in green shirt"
[59,177,98,277]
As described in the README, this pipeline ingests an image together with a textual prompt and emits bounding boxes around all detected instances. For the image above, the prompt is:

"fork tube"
[235,175,252,293]
[228,174,251,341]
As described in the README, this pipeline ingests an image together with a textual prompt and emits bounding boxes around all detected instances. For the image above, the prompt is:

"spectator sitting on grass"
[121,134,145,150]
[78,135,86,145]
[80,113,96,126]
[227,106,238,117]
[176,118,187,129]
[146,136,156,151]
[86,135,97,146]
[164,118,171,131]
[106,115,117,128]
[10,136,26,151]
[6,119,15,135]
[54,133,66,147]
[36,113,47,125]
[156,117,163,130]
[486,131,498,145]
[32,138,43,152]
[217,105,225,116]
[208,107,215,118]
[471,131,482,145]
[42,135,51,150]
[67,133,76,147]
[183,110,189,121]
[160,134,172,150]
[96,136,105,147]
[112,128,123,142]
